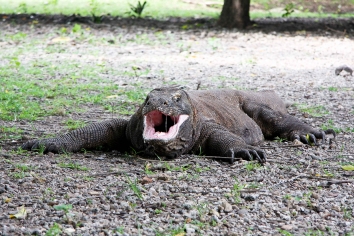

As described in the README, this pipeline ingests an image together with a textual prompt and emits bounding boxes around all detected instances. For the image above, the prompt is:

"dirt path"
[1,18,354,235]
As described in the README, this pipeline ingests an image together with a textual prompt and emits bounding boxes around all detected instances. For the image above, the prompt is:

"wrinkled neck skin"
[129,88,199,158]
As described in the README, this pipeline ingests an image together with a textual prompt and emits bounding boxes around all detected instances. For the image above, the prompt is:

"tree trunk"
[218,0,251,29]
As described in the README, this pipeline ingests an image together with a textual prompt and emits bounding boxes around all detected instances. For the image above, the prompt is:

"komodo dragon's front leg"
[21,119,130,153]
[194,122,267,163]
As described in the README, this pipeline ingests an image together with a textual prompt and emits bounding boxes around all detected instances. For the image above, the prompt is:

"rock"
[149,187,159,197]
[183,201,194,210]
[157,174,170,181]
[311,193,319,199]
[210,209,220,217]
[244,195,257,201]
[221,200,233,213]
[63,228,75,234]
[185,224,196,234]
[238,209,248,217]
[281,224,293,230]
[102,205,110,211]
[140,176,153,184]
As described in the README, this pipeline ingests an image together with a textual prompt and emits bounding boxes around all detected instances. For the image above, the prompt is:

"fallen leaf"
[89,191,101,195]
[5,198,11,203]
[342,165,354,171]
[50,37,71,44]
[140,176,153,184]
[106,95,119,99]
[10,205,27,219]
[63,228,75,234]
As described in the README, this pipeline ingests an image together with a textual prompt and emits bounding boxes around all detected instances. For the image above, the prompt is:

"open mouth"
[143,110,189,140]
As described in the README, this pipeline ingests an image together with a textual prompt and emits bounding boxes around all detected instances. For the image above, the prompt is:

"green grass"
[125,175,143,200]
[65,119,86,130]
[46,223,62,236]
[294,104,330,117]
[0,126,23,141]
[250,11,354,19]
[0,0,220,18]
[6,160,35,179]
[1,0,353,19]
[0,28,151,121]
[58,162,89,171]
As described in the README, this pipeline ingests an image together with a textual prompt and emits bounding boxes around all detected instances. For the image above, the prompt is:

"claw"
[229,149,235,164]
[250,150,262,163]
[319,130,326,144]
[293,134,300,141]
[258,150,267,163]
[300,135,308,144]
[308,133,317,146]
[325,129,336,139]
[244,150,253,161]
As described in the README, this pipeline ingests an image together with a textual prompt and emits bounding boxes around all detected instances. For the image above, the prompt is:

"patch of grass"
[7,160,34,179]
[0,0,221,19]
[246,182,262,189]
[0,126,23,141]
[53,204,73,212]
[154,209,162,214]
[278,228,293,236]
[58,162,89,171]
[245,162,262,172]
[82,176,95,181]
[46,223,62,236]
[343,207,352,220]
[231,178,245,203]
[164,162,191,172]
[194,164,210,173]
[320,119,342,133]
[0,35,152,122]
[251,11,354,19]
[274,136,287,142]
[328,87,338,92]
[304,229,325,236]
[126,175,143,200]
[294,104,330,117]
[65,119,86,130]
[113,226,125,234]
[144,163,155,175]
[11,172,27,179]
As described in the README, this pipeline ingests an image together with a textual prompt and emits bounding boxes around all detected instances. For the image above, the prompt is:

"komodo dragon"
[21,87,335,163]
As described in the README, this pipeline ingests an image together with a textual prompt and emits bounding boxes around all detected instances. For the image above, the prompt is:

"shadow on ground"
[1,13,353,36]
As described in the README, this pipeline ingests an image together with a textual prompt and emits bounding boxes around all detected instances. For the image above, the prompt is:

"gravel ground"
[1,17,354,235]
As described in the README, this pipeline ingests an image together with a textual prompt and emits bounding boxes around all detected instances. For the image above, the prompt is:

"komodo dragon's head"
[141,86,195,158]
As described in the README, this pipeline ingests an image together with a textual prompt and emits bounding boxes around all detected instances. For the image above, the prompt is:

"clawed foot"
[21,139,66,153]
[227,147,267,164]
[290,129,335,146]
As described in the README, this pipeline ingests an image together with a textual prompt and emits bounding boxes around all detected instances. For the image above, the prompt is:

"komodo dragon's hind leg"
[241,101,335,145]
[21,119,130,153]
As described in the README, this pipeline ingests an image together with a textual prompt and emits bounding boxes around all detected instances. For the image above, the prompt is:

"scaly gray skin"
[21,87,335,163]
